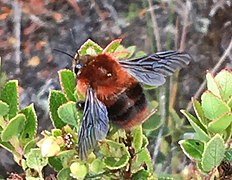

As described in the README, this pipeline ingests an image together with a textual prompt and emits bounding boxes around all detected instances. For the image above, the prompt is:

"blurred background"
[0,0,231,178]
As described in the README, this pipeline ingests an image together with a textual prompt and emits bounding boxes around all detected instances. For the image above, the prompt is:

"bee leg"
[76,101,85,111]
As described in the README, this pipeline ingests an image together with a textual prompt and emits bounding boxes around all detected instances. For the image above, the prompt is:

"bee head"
[72,51,92,76]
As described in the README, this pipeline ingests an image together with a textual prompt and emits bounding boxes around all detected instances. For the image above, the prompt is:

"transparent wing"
[120,51,192,86]
[78,87,109,160]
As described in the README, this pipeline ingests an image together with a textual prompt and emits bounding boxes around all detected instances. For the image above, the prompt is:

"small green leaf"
[114,45,131,59]
[58,70,76,101]
[206,72,221,97]
[58,101,79,127]
[201,91,230,120]
[100,140,130,170]
[49,90,67,128]
[132,126,143,152]
[57,168,71,180]
[51,129,62,137]
[135,51,146,58]
[1,114,26,141]
[142,135,149,148]
[170,108,184,127]
[192,98,207,127]
[58,150,76,166]
[49,150,76,169]
[0,80,18,119]
[208,113,232,133]
[48,156,63,172]
[90,158,105,174]
[179,139,204,161]
[102,39,122,53]
[20,104,37,145]
[78,39,103,56]
[132,148,153,172]
[201,134,225,172]
[26,148,48,172]
[104,154,129,170]
[24,139,37,155]
[215,69,232,101]
[70,162,88,179]
[142,114,161,130]
[0,100,9,116]
[228,96,232,108]
[132,169,149,180]
[181,110,209,142]
[223,124,232,142]
[0,140,15,153]
[100,140,128,157]
[126,46,136,58]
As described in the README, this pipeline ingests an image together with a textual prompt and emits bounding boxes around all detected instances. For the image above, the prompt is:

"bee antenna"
[53,49,74,59]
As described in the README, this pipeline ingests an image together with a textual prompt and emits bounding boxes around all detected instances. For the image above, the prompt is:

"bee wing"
[78,87,109,160]
[120,51,192,86]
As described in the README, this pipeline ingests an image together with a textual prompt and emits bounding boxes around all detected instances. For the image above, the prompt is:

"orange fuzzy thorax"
[76,54,136,106]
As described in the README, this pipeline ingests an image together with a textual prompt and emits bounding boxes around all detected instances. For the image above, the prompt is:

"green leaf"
[181,110,209,142]
[57,168,71,180]
[132,169,150,180]
[90,158,105,174]
[206,72,221,97]
[19,104,37,145]
[49,150,76,170]
[227,96,232,108]
[208,113,232,133]
[0,140,15,153]
[78,39,103,56]
[0,100,9,116]
[223,124,232,142]
[49,90,67,128]
[215,69,232,101]
[170,108,184,127]
[201,134,225,172]
[58,70,76,101]
[135,51,147,58]
[142,135,149,148]
[26,148,48,172]
[100,140,130,170]
[192,98,207,127]
[126,46,136,58]
[48,156,63,172]
[24,139,37,155]
[179,139,204,161]
[132,126,143,152]
[142,114,161,130]
[51,129,62,137]
[132,148,153,172]
[1,114,26,141]
[58,102,79,127]
[0,80,18,119]
[70,162,88,179]
[104,154,129,170]
[102,39,122,53]
[113,45,131,59]
[201,91,230,120]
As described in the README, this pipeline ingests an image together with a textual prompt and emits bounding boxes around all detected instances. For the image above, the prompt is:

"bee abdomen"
[107,83,148,129]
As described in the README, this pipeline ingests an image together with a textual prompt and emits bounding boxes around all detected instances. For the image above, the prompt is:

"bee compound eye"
[74,64,82,75]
